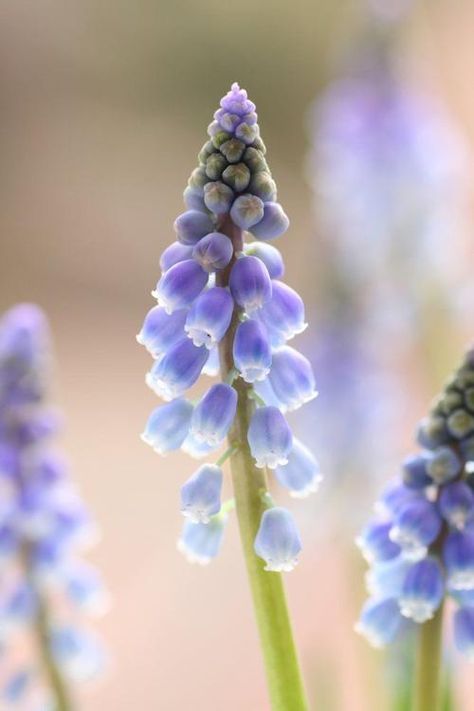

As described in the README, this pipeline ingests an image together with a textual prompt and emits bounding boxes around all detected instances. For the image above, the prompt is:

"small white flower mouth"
[255,454,289,470]
[181,436,216,459]
[191,428,223,448]
[282,389,319,413]
[354,536,376,564]
[399,600,436,623]
[240,366,271,384]
[354,621,386,649]
[447,571,474,590]
[389,527,427,560]
[263,556,298,573]
[181,507,212,524]
[152,292,174,315]
[145,374,179,402]
[244,298,266,315]
[448,511,469,530]
[275,321,308,344]
[185,326,216,350]
[289,475,322,499]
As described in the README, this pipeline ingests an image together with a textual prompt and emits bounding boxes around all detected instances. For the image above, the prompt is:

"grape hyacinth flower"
[308,29,472,509]
[139,83,318,710]
[357,348,474,707]
[0,304,106,709]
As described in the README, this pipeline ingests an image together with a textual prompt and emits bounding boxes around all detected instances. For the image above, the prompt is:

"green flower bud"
[243,147,269,174]
[249,172,277,202]
[447,409,474,439]
[220,139,246,164]
[188,167,208,194]
[455,368,474,389]
[206,153,228,180]
[212,130,232,149]
[252,136,267,154]
[465,388,474,413]
[439,390,464,416]
[222,163,251,192]
[198,141,216,165]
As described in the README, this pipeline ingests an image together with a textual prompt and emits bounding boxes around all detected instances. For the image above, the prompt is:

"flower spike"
[138,84,316,710]
[357,347,474,662]
[0,304,106,707]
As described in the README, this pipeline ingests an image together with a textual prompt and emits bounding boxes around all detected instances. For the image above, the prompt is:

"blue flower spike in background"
[0,304,107,710]
[139,83,320,710]
[357,347,474,711]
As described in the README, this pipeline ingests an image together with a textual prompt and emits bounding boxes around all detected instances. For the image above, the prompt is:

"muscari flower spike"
[356,347,474,659]
[0,304,107,707]
[139,83,320,571]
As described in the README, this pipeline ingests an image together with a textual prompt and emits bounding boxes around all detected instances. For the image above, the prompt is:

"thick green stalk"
[413,603,444,711]
[217,217,308,711]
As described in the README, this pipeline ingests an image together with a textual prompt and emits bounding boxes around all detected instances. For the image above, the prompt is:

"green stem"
[34,593,73,711]
[413,603,444,711]
[23,548,73,711]
[217,216,308,711]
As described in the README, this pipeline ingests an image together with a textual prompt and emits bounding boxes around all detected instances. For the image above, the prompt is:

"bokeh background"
[1,0,473,708]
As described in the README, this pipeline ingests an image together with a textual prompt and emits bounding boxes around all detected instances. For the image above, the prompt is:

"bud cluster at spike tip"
[0,304,107,706]
[356,347,474,659]
[139,83,321,571]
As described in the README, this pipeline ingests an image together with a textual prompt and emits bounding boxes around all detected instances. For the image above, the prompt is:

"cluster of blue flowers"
[357,348,474,658]
[139,83,321,571]
[0,305,106,707]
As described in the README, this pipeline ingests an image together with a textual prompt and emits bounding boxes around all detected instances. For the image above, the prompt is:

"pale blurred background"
[1,0,474,709]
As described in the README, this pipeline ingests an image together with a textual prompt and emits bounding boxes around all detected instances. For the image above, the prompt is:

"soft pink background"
[1,1,474,708]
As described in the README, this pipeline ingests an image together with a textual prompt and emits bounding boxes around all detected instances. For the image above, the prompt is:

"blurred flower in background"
[0,304,107,708]
[308,0,473,500]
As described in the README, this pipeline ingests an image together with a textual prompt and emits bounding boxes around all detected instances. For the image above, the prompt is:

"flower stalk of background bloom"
[139,83,322,710]
[0,305,106,710]
[356,347,474,711]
